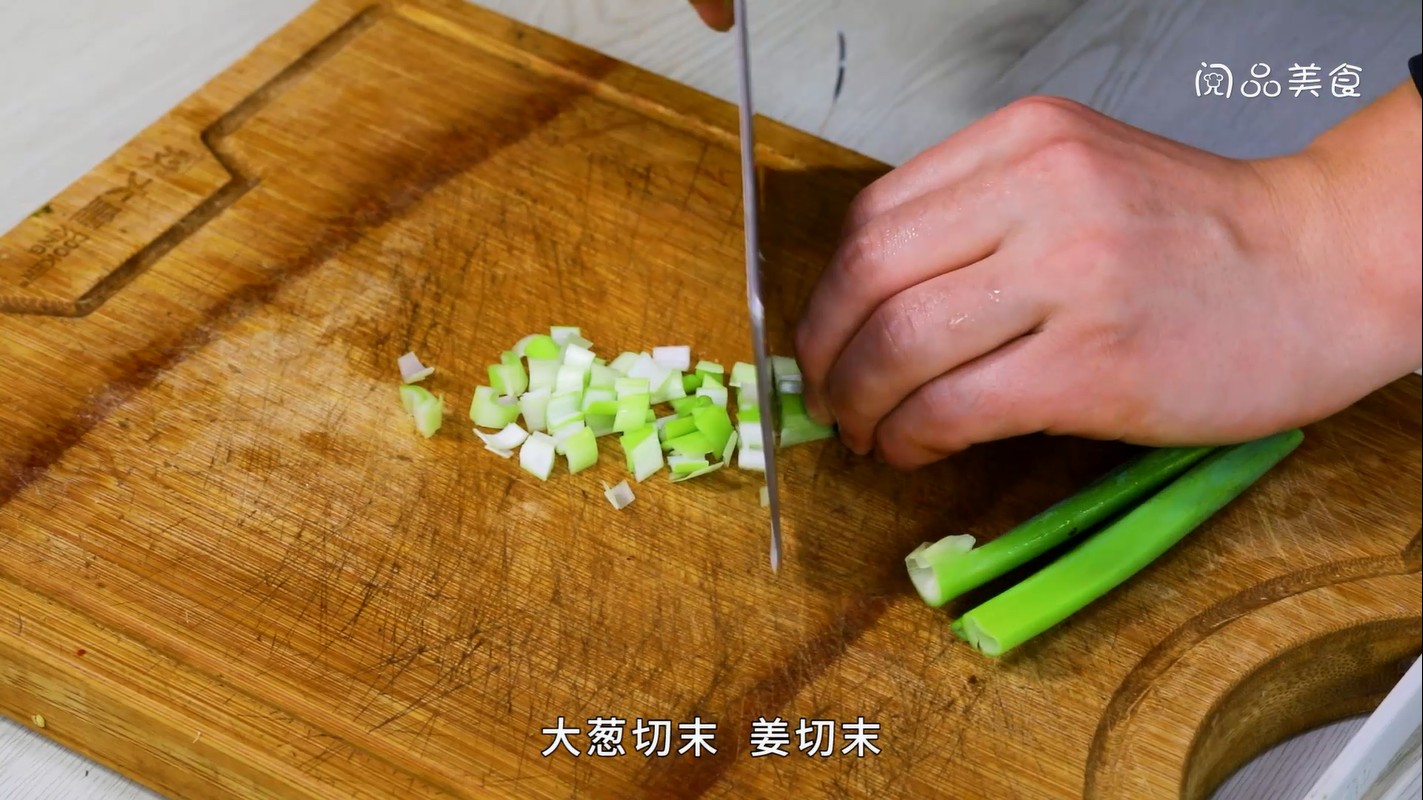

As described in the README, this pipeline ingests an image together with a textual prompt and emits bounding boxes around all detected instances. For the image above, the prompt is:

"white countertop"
[0,2,1416,798]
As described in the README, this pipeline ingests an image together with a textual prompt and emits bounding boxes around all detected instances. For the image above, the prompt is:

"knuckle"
[844,181,894,232]
[1001,95,1086,136]
[835,225,891,291]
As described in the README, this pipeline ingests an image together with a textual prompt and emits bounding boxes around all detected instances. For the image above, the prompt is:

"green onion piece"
[406,390,444,438]
[522,334,560,360]
[771,355,801,382]
[669,455,710,475]
[669,396,701,415]
[737,420,763,449]
[779,400,835,447]
[549,419,586,455]
[695,361,724,382]
[563,427,599,474]
[581,387,618,416]
[519,432,558,480]
[398,352,435,384]
[563,344,596,370]
[400,385,433,415]
[736,385,759,413]
[692,405,733,455]
[589,364,619,389]
[518,388,551,431]
[644,409,656,423]
[739,405,760,423]
[682,373,704,393]
[528,358,560,393]
[669,431,738,482]
[586,414,617,437]
[907,445,1217,608]
[613,408,645,433]
[650,370,686,404]
[950,431,1302,657]
[738,445,766,472]
[619,425,663,481]
[729,362,757,388]
[667,431,713,458]
[609,352,641,375]
[471,386,520,428]
[604,480,635,509]
[616,377,650,398]
[549,325,582,345]
[695,382,727,409]
[489,351,528,398]
[661,415,699,443]
[555,364,587,394]
[546,391,584,429]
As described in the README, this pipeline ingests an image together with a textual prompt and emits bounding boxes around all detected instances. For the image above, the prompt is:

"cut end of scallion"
[904,534,977,608]
[951,615,1003,658]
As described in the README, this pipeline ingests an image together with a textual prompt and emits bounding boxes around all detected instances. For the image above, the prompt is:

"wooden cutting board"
[1,1,1418,797]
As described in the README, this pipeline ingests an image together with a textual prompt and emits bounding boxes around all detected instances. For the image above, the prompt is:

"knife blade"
[731,0,783,573]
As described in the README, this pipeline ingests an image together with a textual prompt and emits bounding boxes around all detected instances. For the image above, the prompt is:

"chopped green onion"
[760,485,769,507]
[399,385,444,438]
[563,427,598,474]
[520,334,560,360]
[616,377,650,398]
[695,382,727,409]
[586,414,617,437]
[738,445,766,472]
[549,326,582,346]
[695,361,724,382]
[519,432,557,480]
[546,391,584,429]
[669,455,710,474]
[563,343,596,370]
[550,419,587,454]
[471,386,520,428]
[667,431,713,458]
[644,409,656,423]
[949,431,1302,657]
[771,355,800,381]
[660,415,699,443]
[669,430,738,482]
[398,352,435,383]
[620,425,663,481]
[737,421,763,449]
[682,373,704,393]
[475,422,529,452]
[906,445,1217,608]
[589,364,619,389]
[527,358,560,393]
[518,388,551,431]
[649,369,685,404]
[400,384,433,414]
[652,345,692,371]
[729,361,757,388]
[555,364,587,394]
[581,387,618,416]
[604,480,635,509]
[739,405,760,423]
[609,352,642,374]
[778,392,834,447]
[490,351,528,398]
[669,396,702,415]
[564,334,594,352]
[692,405,733,455]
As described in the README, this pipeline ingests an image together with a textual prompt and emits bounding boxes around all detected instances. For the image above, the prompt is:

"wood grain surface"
[1,1,1419,798]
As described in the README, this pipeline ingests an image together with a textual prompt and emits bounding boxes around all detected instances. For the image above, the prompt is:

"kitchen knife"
[731,0,783,573]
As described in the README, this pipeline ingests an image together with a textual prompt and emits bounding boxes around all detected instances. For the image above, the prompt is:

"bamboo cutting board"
[1,1,1419,798]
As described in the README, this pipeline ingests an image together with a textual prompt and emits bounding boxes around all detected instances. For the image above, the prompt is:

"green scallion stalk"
[695,361,724,382]
[521,334,560,361]
[682,373,703,393]
[949,430,1303,657]
[527,358,560,393]
[660,416,699,444]
[906,444,1217,607]
[609,351,641,375]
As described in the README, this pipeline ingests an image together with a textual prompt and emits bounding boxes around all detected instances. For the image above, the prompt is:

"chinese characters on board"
[1195,61,1363,99]
[540,716,881,758]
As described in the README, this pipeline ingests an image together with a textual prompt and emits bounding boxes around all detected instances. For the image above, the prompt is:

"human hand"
[794,90,1422,469]
[689,1,733,32]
